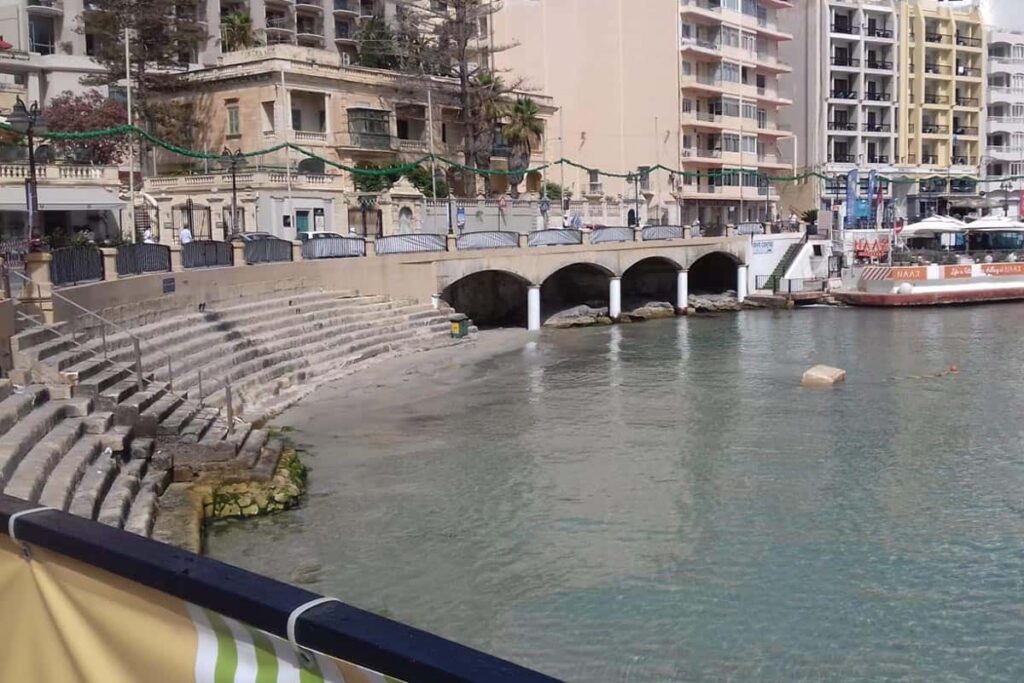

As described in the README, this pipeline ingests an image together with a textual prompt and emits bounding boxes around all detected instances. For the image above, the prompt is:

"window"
[261,102,275,133]
[742,102,757,120]
[722,134,740,152]
[348,108,390,148]
[226,100,241,137]
[721,27,739,48]
[742,135,757,154]
[720,62,741,83]
[441,122,448,143]
[291,108,302,131]
[638,166,651,191]
[722,97,740,118]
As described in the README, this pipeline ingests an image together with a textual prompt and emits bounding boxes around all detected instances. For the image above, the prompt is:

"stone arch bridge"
[403,234,750,330]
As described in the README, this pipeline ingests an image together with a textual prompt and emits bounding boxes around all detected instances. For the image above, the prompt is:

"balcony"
[953,126,978,136]
[296,0,322,11]
[919,123,949,135]
[924,32,948,44]
[828,121,858,132]
[26,0,62,14]
[865,27,894,39]
[950,155,978,165]
[922,93,949,105]
[955,65,981,78]
[266,16,295,32]
[828,154,856,163]
[831,24,860,35]
[680,38,720,53]
[830,89,858,100]
[333,0,359,14]
[920,154,939,164]
[865,59,893,70]
[956,35,982,49]
[864,91,891,102]
[923,63,952,76]
[950,181,977,194]
[334,22,355,42]
[955,96,978,107]
[831,56,860,68]
[862,123,892,133]
[868,155,890,164]
[681,148,723,161]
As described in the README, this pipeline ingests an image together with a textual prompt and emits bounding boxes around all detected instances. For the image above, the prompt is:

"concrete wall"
[748,233,804,289]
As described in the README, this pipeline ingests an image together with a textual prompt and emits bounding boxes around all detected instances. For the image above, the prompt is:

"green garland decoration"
[0,122,1010,186]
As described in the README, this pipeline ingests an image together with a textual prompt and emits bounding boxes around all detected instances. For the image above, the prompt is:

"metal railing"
[590,227,635,245]
[300,236,366,259]
[243,238,293,265]
[116,244,171,277]
[455,231,519,251]
[182,241,232,269]
[642,226,684,242]
[375,234,447,255]
[528,229,583,247]
[50,246,104,288]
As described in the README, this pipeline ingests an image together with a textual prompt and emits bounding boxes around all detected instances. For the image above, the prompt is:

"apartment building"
[493,0,794,228]
[780,0,985,224]
[898,0,985,217]
[985,28,1024,217]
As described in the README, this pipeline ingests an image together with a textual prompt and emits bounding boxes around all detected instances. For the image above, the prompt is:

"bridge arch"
[541,262,613,321]
[688,251,742,294]
[441,269,531,328]
[622,256,682,308]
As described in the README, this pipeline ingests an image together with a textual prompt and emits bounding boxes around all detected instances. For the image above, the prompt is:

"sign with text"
[752,240,774,255]
[943,265,973,279]
[982,262,1024,277]
[854,237,890,258]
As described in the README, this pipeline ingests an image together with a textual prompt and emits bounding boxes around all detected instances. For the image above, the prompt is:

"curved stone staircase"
[1,288,454,542]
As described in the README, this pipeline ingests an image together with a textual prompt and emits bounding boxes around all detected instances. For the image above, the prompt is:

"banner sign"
[854,237,890,258]
[0,535,403,683]
[845,169,859,228]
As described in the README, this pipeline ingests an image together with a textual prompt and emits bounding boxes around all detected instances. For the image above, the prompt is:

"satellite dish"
[297,157,325,175]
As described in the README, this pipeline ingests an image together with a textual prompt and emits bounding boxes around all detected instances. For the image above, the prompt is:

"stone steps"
[0,385,49,438]
[38,435,103,511]
[68,448,121,520]
[2,418,84,503]
[123,469,171,537]
[97,458,148,529]
[0,401,73,489]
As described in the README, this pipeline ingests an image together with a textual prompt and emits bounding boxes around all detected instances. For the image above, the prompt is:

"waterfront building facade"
[780,0,985,226]
[985,28,1024,218]
[492,0,794,229]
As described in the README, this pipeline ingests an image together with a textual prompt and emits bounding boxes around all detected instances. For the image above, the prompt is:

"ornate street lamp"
[8,97,47,242]
[219,148,247,236]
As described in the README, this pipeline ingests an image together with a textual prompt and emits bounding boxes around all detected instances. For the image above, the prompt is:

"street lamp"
[626,171,641,227]
[219,148,247,237]
[8,97,47,243]
[1000,180,1013,216]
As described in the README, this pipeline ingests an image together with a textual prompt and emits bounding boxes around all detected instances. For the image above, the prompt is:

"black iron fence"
[528,229,583,247]
[301,236,366,259]
[116,243,171,277]
[590,226,635,244]
[375,234,448,255]
[243,238,294,265]
[50,246,104,287]
[456,231,519,251]
[182,240,233,269]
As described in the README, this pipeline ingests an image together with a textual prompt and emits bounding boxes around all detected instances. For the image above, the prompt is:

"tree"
[541,181,564,201]
[356,15,398,70]
[221,11,260,52]
[352,161,402,194]
[78,0,207,149]
[396,0,523,196]
[405,164,449,198]
[45,89,128,165]
[503,97,543,196]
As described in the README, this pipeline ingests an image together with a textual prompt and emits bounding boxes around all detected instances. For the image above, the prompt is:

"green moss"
[204,447,307,522]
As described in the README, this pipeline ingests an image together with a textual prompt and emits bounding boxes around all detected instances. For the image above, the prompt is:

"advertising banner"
[845,169,859,228]
[0,535,403,683]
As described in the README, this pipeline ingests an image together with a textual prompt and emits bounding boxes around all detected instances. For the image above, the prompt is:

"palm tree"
[466,71,509,196]
[503,97,543,197]
[221,12,259,52]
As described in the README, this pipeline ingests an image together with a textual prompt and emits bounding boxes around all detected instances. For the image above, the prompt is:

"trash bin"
[450,313,469,338]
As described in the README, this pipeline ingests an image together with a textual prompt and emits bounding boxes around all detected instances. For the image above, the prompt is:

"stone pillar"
[100,248,118,281]
[677,269,689,312]
[527,285,541,331]
[431,294,440,310]
[682,226,692,239]
[169,245,183,272]
[20,251,53,323]
[232,241,245,267]
[609,277,622,319]
[737,264,749,303]
[292,241,303,262]
[365,235,377,257]
[518,232,529,248]
[446,234,458,251]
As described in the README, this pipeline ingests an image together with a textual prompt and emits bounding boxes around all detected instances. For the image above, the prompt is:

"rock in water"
[802,365,847,387]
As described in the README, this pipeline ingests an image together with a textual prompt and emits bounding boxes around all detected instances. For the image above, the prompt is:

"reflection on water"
[208,308,1024,682]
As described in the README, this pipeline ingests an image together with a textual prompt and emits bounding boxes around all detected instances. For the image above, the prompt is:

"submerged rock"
[689,293,743,312]
[802,365,847,387]
[627,301,677,321]
[544,305,609,328]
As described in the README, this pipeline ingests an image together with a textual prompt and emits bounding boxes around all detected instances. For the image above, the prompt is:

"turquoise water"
[208,308,1024,681]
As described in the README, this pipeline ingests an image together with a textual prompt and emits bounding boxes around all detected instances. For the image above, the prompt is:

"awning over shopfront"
[0,186,125,212]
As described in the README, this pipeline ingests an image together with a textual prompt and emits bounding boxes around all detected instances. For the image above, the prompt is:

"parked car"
[228,232,277,242]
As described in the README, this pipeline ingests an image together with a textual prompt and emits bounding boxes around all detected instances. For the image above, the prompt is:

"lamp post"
[219,148,246,237]
[1000,180,1013,216]
[626,171,641,227]
[8,97,46,243]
